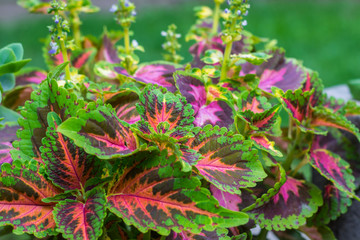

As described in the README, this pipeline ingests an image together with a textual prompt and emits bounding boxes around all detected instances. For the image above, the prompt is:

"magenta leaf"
[0,142,12,166]
[131,63,179,92]
[194,100,233,128]
[54,189,107,240]
[16,69,47,86]
[100,34,121,64]
[310,144,358,199]
[248,177,323,231]
[174,71,206,115]
[240,50,305,93]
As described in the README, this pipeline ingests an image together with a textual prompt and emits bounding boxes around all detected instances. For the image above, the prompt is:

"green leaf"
[0,73,15,92]
[5,43,23,61]
[0,48,16,65]
[107,151,248,236]
[348,79,360,101]
[0,160,61,238]
[0,59,31,76]
[54,189,107,240]
[202,50,223,64]
[232,52,271,65]
[94,61,119,79]
[0,105,21,123]
[58,104,138,159]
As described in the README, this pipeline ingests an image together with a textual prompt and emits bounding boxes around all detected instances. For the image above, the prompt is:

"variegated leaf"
[166,228,229,240]
[0,160,62,237]
[311,184,352,225]
[16,69,46,86]
[105,90,140,124]
[250,134,282,157]
[248,177,323,231]
[0,142,12,166]
[310,147,358,199]
[107,151,248,236]
[185,125,266,194]
[41,113,97,190]
[15,65,84,158]
[174,71,206,115]
[194,101,233,128]
[132,63,178,93]
[54,189,106,240]
[136,86,194,142]
[311,106,360,141]
[240,50,305,93]
[58,104,138,159]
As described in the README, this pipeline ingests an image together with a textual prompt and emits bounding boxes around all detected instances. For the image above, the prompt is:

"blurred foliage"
[0,0,359,87]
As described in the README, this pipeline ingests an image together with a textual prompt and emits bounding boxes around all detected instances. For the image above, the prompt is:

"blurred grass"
[0,0,359,87]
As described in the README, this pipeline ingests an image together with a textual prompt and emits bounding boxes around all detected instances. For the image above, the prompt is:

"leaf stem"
[70,10,82,48]
[220,19,235,81]
[144,230,151,240]
[58,24,71,81]
[291,154,309,177]
[212,1,221,35]
[258,229,268,240]
[124,27,130,54]
[283,127,302,171]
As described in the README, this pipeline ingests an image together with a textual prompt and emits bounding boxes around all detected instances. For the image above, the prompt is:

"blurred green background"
[0,0,359,87]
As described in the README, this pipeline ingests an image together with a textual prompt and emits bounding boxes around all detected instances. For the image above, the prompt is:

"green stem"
[283,127,302,171]
[124,27,130,54]
[258,229,268,240]
[58,25,71,81]
[212,1,221,35]
[220,19,236,81]
[71,11,82,48]
[220,41,233,81]
[143,230,151,240]
[160,236,166,240]
[291,154,309,176]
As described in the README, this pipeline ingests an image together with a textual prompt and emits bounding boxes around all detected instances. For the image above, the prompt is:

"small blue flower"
[109,4,118,13]
[124,0,130,7]
[48,41,58,55]
[161,31,167,37]
[131,10,137,16]
[237,10,241,16]
[132,39,139,48]
[54,15,60,24]
[244,10,249,16]
[242,20,248,26]
[227,0,231,5]
[224,8,230,14]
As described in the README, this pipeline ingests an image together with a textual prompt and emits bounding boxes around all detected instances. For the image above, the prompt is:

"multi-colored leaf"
[0,142,12,166]
[311,184,352,225]
[166,228,230,240]
[247,177,323,231]
[0,160,62,237]
[310,141,358,199]
[250,134,283,157]
[105,90,140,124]
[41,113,97,191]
[136,86,194,142]
[127,63,178,93]
[54,189,107,240]
[16,69,47,86]
[107,151,248,236]
[15,64,84,158]
[0,124,19,166]
[240,50,305,93]
[184,125,267,194]
[58,104,138,159]
[175,72,233,128]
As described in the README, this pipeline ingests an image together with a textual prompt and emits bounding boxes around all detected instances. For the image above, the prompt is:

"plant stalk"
[58,25,71,81]
[283,127,302,171]
[258,229,268,240]
[70,11,82,48]
[220,19,236,81]
[144,230,151,240]
[124,27,130,54]
[291,154,309,176]
[212,1,221,35]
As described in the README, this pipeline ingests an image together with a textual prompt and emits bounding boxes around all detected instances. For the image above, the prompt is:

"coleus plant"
[0,0,360,239]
